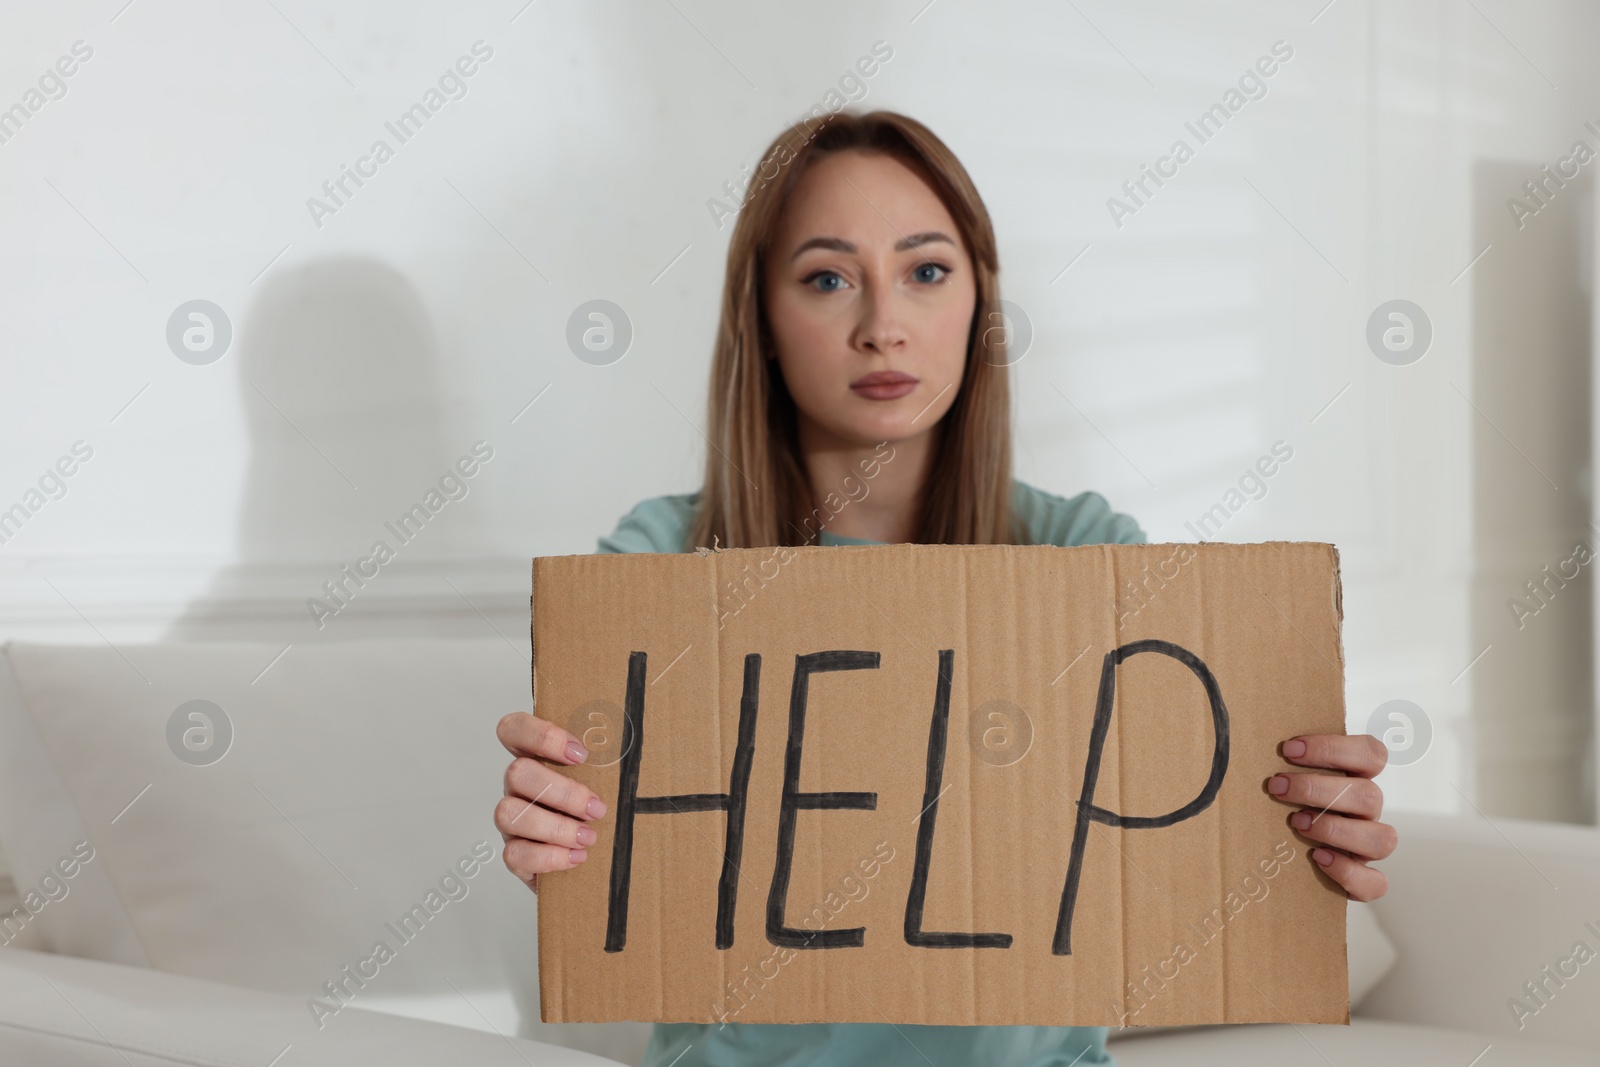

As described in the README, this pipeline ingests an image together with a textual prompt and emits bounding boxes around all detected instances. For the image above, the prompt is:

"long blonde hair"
[687,109,1019,551]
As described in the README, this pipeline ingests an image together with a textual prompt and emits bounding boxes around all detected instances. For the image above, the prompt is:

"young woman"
[496,109,1396,1067]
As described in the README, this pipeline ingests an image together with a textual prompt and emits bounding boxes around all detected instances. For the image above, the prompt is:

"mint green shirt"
[596,479,1146,1067]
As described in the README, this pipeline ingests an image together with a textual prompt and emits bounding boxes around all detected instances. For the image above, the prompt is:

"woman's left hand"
[1267,734,1397,902]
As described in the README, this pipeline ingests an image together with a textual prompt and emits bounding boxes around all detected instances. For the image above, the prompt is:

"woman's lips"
[850,373,918,401]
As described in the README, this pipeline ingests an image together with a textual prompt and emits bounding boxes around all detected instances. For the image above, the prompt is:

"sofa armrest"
[0,947,630,1066]
[1362,811,1600,1049]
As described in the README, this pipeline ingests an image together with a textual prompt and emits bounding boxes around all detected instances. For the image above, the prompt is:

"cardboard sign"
[531,541,1349,1027]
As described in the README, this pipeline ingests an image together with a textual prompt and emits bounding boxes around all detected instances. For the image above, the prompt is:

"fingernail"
[1291,811,1312,831]
[575,825,597,846]
[587,796,608,819]
[1283,739,1307,759]
[566,740,589,764]
[1312,847,1334,867]
[1268,775,1290,795]
[569,848,587,865]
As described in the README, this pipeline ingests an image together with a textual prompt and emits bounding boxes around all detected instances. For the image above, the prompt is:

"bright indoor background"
[1,0,1596,910]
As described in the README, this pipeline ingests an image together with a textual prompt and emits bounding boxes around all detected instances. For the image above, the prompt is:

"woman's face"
[763,149,976,449]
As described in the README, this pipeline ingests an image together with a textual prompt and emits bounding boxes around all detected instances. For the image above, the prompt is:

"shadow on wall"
[156,258,550,1040]
[162,256,482,644]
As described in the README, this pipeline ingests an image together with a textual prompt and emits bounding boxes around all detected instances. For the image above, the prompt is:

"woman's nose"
[856,285,910,353]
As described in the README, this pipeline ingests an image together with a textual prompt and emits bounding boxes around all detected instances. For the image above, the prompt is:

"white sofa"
[0,944,626,1066]
[0,640,1594,1065]
[1110,810,1599,1065]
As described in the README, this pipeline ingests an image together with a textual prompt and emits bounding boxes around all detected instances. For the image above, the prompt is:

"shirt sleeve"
[1023,487,1147,547]
[596,495,694,554]
[1105,505,1148,546]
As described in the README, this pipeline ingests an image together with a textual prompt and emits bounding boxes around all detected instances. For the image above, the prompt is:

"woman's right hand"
[495,711,609,893]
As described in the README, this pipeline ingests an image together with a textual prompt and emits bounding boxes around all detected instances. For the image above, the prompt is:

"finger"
[495,795,599,850]
[498,711,589,765]
[1290,810,1398,861]
[1282,734,1386,778]
[503,836,587,882]
[504,757,609,821]
[1267,772,1382,819]
[1310,846,1388,902]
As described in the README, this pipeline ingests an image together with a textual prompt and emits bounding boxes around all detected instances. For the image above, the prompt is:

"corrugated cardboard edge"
[530,556,558,1023]
[537,559,544,716]
[1329,542,1352,1025]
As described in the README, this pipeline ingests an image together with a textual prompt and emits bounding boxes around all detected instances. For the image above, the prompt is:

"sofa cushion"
[0,640,537,1028]
[1110,1017,1592,1065]
[1363,811,1600,1049]
[1346,900,1398,1008]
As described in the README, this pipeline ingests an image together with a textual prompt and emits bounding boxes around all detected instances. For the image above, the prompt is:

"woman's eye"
[806,270,846,292]
[913,262,949,284]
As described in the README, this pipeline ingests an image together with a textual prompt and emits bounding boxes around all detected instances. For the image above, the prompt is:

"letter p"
[1053,639,1230,954]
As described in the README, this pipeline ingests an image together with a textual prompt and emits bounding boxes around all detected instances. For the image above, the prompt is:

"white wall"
[1,1,1596,858]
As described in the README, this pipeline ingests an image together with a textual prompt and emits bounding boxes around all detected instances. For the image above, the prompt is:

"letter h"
[605,650,761,952]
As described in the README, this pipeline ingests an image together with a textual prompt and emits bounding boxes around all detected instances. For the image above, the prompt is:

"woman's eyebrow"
[789,231,956,260]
